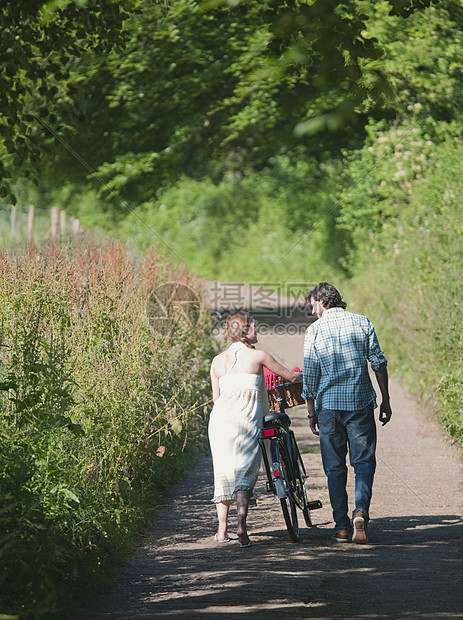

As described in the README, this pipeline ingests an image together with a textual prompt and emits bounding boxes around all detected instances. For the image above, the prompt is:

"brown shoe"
[333,529,349,543]
[352,511,368,544]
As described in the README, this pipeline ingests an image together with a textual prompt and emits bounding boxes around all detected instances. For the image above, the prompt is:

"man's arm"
[302,325,320,435]
[367,321,392,426]
[375,367,392,426]
[302,326,320,397]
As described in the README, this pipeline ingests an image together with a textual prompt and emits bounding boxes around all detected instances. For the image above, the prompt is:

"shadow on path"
[82,452,463,619]
[80,322,463,619]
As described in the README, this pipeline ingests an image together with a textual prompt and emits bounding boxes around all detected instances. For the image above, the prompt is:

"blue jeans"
[318,404,377,532]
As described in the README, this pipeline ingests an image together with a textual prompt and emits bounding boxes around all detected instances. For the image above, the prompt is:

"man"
[302,282,392,543]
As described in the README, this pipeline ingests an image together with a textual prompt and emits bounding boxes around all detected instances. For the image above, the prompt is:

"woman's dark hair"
[305,282,347,310]
[225,312,255,347]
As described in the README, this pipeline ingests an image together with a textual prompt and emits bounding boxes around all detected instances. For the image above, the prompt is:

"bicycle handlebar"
[273,379,303,389]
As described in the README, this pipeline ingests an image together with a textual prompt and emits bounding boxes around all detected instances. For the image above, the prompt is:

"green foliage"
[7,0,435,205]
[342,137,463,447]
[0,0,135,203]
[1,0,448,210]
[335,118,437,266]
[0,241,214,618]
[363,2,463,122]
[119,152,347,282]
[86,0,391,199]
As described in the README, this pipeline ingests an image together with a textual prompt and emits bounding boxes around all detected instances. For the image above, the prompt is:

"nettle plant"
[0,240,213,617]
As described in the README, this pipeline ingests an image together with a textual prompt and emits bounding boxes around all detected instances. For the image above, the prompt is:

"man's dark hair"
[305,282,347,309]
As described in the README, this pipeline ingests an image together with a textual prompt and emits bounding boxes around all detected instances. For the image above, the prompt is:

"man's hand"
[306,398,319,436]
[379,401,392,426]
[308,414,319,436]
[375,368,392,426]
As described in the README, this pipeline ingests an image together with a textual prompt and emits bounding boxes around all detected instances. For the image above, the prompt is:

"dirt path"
[81,332,463,619]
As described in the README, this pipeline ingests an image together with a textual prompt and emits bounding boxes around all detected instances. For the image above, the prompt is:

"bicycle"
[258,379,322,542]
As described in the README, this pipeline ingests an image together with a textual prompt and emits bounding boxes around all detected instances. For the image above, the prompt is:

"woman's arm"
[260,351,300,383]
[210,360,220,403]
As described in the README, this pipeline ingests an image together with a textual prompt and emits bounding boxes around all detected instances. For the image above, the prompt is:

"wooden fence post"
[27,204,35,243]
[50,206,59,239]
[60,210,66,236]
[71,217,80,235]
[10,204,16,236]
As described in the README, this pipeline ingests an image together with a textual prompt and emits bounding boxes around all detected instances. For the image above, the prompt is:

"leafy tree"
[334,0,463,271]
[56,0,389,203]
[1,0,440,209]
[362,1,463,125]
[23,0,439,206]
[0,0,134,203]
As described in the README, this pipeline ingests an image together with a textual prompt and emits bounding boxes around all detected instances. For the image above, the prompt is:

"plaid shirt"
[302,307,387,411]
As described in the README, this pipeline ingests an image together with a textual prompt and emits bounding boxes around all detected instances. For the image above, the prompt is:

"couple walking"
[208,282,392,546]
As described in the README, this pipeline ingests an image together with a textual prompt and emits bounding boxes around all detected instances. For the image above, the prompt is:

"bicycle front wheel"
[280,497,299,541]
[302,501,312,527]
[293,450,312,528]
[288,432,313,527]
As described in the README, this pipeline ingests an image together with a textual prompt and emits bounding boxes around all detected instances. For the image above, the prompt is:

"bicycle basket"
[267,378,305,412]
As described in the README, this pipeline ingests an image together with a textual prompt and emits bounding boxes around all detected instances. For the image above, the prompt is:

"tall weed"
[0,241,214,618]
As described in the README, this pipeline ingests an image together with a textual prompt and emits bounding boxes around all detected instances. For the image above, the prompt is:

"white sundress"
[208,342,270,503]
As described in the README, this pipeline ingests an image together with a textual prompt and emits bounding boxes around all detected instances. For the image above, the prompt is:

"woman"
[209,312,300,547]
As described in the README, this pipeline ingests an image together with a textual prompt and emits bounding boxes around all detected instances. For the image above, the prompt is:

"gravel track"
[81,331,463,619]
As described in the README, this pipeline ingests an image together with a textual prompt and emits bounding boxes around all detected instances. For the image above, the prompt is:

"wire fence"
[0,203,83,249]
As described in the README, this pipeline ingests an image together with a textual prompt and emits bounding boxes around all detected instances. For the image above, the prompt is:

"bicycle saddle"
[264,411,291,427]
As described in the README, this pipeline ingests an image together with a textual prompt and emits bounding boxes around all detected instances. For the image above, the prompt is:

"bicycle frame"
[258,381,322,541]
[260,420,292,499]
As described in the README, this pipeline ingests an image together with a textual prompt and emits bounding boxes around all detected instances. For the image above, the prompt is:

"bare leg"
[236,490,251,546]
[215,500,231,541]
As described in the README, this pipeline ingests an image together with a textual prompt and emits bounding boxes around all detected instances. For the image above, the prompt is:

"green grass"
[298,445,321,455]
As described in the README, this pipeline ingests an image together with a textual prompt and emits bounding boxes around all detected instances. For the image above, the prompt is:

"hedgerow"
[340,135,463,448]
[0,240,214,618]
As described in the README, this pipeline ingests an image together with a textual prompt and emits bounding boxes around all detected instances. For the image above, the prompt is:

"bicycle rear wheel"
[278,440,300,542]
[258,438,275,494]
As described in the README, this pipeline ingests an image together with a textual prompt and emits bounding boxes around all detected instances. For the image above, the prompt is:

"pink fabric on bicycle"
[264,366,301,390]
[263,366,278,390]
